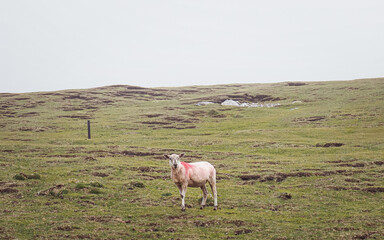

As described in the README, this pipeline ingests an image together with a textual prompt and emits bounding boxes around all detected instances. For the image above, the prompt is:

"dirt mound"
[278,192,292,200]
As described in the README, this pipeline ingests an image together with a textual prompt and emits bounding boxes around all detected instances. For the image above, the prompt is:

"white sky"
[1,0,383,93]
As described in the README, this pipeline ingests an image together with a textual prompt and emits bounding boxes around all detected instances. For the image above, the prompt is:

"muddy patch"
[239,175,261,181]
[337,163,365,167]
[316,142,344,147]
[363,187,384,193]
[0,188,19,194]
[345,178,361,183]
[92,172,109,177]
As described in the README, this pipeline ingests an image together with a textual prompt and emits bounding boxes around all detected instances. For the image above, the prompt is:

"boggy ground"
[0,78,383,239]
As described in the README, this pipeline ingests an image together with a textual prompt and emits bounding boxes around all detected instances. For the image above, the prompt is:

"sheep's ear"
[164,154,170,159]
[179,153,185,158]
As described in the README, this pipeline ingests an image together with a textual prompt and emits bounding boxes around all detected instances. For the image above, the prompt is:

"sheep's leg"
[179,184,187,211]
[200,185,208,209]
[209,175,218,210]
[176,185,184,211]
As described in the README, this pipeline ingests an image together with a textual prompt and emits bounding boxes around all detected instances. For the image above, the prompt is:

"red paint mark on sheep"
[181,162,192,177]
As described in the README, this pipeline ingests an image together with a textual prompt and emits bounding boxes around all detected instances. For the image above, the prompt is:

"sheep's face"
[164,153,184,169]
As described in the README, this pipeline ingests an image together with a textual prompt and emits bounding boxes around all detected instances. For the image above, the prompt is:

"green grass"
[0,78,383,239]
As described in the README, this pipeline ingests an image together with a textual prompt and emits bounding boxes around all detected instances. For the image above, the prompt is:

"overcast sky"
[1,1,383,93]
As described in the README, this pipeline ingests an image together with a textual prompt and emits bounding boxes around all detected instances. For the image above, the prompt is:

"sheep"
[164,153,218,211]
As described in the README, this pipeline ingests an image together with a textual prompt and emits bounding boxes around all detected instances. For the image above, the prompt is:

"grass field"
[1,78,383,239]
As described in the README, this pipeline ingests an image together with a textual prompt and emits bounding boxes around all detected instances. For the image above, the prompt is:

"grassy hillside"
[1,78,383,239]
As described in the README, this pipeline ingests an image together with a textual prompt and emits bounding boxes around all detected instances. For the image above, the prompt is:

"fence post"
[87,120,91,139]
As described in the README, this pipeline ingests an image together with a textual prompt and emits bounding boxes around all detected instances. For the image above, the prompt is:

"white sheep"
[164,153,218,211]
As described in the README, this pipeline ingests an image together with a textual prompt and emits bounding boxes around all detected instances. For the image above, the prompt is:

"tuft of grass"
[90,182,103,188]
[27,173,41,179]
[13,173,41,180]
[131,182,145,188]
[89,188,102,194]
[75,183,87,189]
[13,174,26,180]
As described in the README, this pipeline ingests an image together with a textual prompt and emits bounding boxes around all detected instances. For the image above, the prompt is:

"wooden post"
[87,120,91,139]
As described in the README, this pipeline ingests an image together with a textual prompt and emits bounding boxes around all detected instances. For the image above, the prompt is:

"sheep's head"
[164,153,185,169]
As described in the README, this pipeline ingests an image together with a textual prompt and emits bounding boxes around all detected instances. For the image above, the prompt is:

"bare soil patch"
[18,112,39,117]
[239,175,261,181]
[92,172,109,177]
[316,143,344,147]
[326,159,356,163]
[55,225,80,231]
[363,187,384,193]
[278,192,292,200]
[0,188,18,194]
[239,169,366,182]
[337,163,365,167]
[345,178,360,183]
[234,229,253,235]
